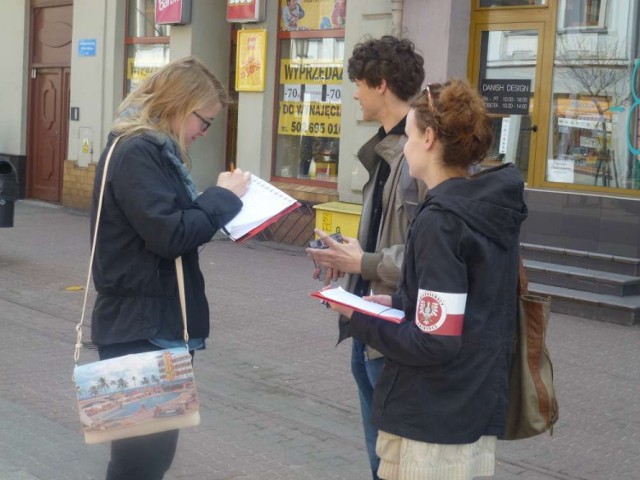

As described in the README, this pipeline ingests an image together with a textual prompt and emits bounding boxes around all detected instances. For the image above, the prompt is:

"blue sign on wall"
[78,39,97,57]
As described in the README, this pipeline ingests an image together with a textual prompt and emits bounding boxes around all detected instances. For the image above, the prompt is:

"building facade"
[1,0,639,320]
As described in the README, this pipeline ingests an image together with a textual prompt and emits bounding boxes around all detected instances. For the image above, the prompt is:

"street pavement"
[0,200,639,480]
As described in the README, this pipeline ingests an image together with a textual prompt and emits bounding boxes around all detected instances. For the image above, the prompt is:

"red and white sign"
[155,0,191,25]
[227,0,264,23]
[415,289,466,336]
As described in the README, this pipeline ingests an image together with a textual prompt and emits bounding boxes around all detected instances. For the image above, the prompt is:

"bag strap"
[176,256,189,346]
[74,137,189,367]
[518,255,529,296]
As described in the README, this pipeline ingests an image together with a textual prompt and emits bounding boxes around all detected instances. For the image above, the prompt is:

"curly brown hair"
[347,36,425,101]
[411,79,493,169]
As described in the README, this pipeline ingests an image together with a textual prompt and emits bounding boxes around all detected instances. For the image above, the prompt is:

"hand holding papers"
[310,287,405,323]
[223,175,300,242]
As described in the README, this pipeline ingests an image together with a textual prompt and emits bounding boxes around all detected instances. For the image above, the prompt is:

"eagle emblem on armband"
[416,291,446,332]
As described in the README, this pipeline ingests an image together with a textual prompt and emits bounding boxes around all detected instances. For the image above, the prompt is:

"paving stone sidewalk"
[0,200,638,479]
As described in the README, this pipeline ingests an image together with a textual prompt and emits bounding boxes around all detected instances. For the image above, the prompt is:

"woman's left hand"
[362,294,392,307]
[325,301,354,319]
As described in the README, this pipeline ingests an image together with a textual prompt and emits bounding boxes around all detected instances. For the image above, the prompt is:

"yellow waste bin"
[313,201,362,239]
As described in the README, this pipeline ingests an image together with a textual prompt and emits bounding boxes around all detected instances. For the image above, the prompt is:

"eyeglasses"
[192,111,212,132]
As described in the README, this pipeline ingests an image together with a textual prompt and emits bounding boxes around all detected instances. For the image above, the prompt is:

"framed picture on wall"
[235,29,267,92]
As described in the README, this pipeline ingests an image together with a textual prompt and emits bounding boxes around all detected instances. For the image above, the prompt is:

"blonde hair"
[113,56,232,162]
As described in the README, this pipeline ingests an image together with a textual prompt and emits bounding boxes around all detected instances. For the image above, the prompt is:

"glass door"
[469,23,546,184]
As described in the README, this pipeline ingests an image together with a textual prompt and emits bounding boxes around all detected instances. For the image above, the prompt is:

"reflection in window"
[479,30,538,181]
[125,0,170,96]
[128,0,170,37]
[125,44,170,95]
[548,0,637,190]
[562,0,606,29]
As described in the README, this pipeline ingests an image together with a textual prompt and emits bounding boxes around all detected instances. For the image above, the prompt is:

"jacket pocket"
[375,360,400,413]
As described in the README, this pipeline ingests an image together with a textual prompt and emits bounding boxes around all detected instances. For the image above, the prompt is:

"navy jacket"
[90,133,242,345]
[349,163,527,444]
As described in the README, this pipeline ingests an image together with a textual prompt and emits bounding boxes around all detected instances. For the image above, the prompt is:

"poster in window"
[235,30,267,92]
[280,0,347,31]
[277,59,343,139]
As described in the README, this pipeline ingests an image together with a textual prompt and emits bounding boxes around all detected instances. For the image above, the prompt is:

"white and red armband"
[415,289,467,336]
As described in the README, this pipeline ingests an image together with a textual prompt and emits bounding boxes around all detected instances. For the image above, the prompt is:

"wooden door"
[31,68,68,201]
[28,3,72,202]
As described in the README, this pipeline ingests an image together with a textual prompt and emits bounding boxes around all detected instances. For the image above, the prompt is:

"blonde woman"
[320,79,527,479]
[90,56,250,480]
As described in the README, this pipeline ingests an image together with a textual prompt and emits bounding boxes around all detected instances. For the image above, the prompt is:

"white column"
[68,0,125,166]
[0,0,29,155]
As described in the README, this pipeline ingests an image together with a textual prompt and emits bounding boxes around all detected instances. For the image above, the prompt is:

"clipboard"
[223,175,300,242]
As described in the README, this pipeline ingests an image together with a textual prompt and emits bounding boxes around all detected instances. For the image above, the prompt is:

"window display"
[275,2,346,184]
[274,38,344,181]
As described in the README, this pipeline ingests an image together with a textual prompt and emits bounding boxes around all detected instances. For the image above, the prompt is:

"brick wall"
[62,160,95,210]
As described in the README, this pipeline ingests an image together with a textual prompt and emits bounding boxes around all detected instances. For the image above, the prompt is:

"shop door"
[30,67,70,202]
[469,23,550,185]
[28,3,72,202]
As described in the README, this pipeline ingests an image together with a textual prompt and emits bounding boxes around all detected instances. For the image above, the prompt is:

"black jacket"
[90,133,242,345]
[349,163,527,444]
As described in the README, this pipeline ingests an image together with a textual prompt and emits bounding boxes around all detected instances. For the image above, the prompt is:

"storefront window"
[274,1,346,184]
[548,0,639,189]
[479,0,546,7]
[125,0,170,95]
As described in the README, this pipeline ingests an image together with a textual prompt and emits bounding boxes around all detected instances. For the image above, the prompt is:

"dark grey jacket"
[90,133,242,345]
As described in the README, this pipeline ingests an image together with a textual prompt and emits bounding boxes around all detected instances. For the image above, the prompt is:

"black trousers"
[97,340,190,480]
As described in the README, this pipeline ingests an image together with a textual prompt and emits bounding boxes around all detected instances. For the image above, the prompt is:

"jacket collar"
[357,132,407,173]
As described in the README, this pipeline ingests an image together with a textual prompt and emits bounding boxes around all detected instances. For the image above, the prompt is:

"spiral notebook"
[223,175,301,242]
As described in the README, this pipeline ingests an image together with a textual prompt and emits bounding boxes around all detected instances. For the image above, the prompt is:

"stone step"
[528,282,640,326]
[524,259,640,297]
[521,243,640,276]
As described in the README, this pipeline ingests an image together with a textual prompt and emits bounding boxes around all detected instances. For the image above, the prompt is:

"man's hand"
[306,228,364,275]
[312,266,344,286]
